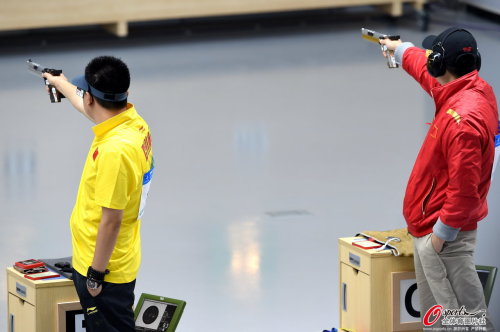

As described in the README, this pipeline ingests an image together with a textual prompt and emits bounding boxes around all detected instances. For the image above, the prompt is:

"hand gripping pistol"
[27,59,65,103]
[361,28,400,68]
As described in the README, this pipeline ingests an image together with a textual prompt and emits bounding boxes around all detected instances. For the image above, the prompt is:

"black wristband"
[87,266,109,282]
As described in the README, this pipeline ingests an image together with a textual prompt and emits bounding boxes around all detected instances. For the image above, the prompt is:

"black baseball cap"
[422,27,478,63]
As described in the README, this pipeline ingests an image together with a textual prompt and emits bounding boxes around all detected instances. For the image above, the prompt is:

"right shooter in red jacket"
[380,27,498,331]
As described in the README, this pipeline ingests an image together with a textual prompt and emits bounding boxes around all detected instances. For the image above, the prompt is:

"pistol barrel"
[27,59,45,77]
[361,28,385,43]
[361,28,400,43]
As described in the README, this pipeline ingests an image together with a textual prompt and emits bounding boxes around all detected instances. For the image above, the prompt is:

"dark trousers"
[73,270,136,332]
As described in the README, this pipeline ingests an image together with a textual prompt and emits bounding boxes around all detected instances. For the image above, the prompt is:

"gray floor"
[2,6,500,331]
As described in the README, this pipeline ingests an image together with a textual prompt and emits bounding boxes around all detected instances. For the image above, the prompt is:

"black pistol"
[27,59,65,103]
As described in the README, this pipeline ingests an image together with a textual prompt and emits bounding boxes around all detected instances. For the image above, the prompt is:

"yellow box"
[6,267,79,332]
[338,237,420,332]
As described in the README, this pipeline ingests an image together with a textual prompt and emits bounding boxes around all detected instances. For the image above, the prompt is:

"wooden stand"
[6,267,79,332]
[338,237,422,332]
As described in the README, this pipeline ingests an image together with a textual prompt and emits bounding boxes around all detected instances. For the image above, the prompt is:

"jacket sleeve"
[399,46,440,97]
[439,123,483,231]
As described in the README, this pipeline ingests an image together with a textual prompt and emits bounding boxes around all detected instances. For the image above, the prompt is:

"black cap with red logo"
[422,27,478,66]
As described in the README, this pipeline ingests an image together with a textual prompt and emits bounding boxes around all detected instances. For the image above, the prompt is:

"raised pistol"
[27,59,65,103]
[361,28,400,68]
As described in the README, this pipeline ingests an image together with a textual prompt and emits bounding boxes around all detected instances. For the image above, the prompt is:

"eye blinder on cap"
[87,83,128,102]
[71,75,128,102]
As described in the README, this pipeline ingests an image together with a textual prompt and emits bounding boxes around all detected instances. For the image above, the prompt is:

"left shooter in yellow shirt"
[44,56,153,332]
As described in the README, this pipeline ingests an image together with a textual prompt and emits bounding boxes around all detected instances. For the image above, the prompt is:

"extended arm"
[380,38,439,94]
[42,72,95,122]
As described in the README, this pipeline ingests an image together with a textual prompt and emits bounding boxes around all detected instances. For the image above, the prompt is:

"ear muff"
[427,43,446,78]
[426,28,479,78]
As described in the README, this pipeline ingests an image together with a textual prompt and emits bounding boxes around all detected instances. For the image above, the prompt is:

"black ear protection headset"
[426,28,481,78]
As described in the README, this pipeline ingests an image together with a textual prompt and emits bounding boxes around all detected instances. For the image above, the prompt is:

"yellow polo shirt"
[71,104,154,283]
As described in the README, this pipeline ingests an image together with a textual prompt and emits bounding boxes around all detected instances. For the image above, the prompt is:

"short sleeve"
[95,149,132,210]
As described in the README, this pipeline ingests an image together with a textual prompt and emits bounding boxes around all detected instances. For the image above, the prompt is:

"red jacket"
[402,47,498,237]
